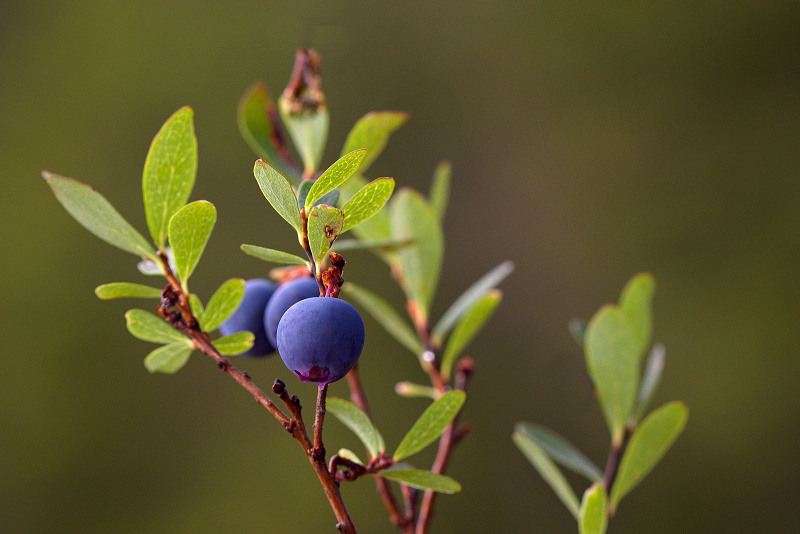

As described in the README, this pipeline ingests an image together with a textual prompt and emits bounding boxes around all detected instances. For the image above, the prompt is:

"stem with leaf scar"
[156,251,357,534]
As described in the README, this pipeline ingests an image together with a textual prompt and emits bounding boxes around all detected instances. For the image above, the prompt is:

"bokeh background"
[3,1,799,532]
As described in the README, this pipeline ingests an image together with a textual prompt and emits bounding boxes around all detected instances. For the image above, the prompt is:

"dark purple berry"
[264,276,320,348]
[276,297,365,387]
[218,279,276,357]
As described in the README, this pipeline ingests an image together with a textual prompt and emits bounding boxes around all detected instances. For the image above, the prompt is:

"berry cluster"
[219,277,364,386]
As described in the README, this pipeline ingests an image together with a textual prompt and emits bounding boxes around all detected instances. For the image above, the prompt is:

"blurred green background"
[3,1,799,532]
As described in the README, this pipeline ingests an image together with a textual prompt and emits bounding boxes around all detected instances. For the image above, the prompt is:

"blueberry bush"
[43,49,685,533]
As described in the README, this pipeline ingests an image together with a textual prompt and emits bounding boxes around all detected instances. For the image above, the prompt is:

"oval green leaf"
[631,343,666,424]
[279,103,329,174]
[585,305,640,442]
[168,201,216,286]
[429,160,451,221]
[237,82,299,182]
[144,342,193,374]
[342,282,423,356]
[393,390,466,462]
[512,429,580,519]
[431,260,515,344]
[340,111,408,173]
[240,245,308,266]
[142,106,197,248]
[514,422,603,483]
[305,149,366,210]
[125,309,188,344]
[389,189,443,319]
[619,272,656,360]
[579,483,608,534]
[327,397,386,458]
[609,401,688,512]
[307,204,344,269]
[341,178,395,232]
[213,331,255,356]
[440,290,502,381]
[253,159,302,234]
[337,448,363,465]
[203,278,246,332]
[379,469,461,494]
[95,283,162,300]
[43,172,157,260]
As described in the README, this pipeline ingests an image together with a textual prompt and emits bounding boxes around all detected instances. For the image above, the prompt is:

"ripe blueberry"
[276,297,365,387]
[263,276,320,349]
[218,279,276,357]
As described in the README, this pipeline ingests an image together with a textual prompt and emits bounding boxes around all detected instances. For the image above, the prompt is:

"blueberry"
[263,276,321,349]
[218,279,276,357]
[277,297,364,387]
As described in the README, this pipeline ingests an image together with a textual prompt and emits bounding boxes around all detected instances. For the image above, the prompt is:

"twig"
[415,358,474,534]
[603,425,635,495]
[157,252,357,533]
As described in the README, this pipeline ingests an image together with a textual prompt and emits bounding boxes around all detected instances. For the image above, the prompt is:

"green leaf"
[379,469,461,494]
[188,294,204,329]
[338,175,393,250]
[297,180,339,210]
[144,342,193,373]
[395,382,439,399]
[125,309,188,344]
[394,390,466,461]
[429,161,451,220]
[95,283,162,300]
[630,344,666,424]
[237,82,298,182]
[337,448,363,465]
[341,178,395,232]
[340,111,408,173]
[431,261,515,344]
[307,204,344,271]
[43,172,157,260]
[253,159,302,234]
[279,105,329,174]
[332,237,415,253]
[142,106,198,248]
[514,423,603,483]
[240,245,308,266]
[579,483,608,534]
[585,305,641,442]
[305,149,367,210]
[342,282,424,356]
[609,402,688,511]
[327,397,386,458]
[513,429,580,519]
[619,272,656,359]
[213,331,255,356]
[389,189,444,319]
[203,278,246,332]
[440,290,502,381]
[168,201,216,286]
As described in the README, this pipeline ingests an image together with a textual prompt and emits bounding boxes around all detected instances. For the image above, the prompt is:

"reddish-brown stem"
[314,384,329,461]
[415,358,474,534]
[157,252,356,533]
[603,425,634,495]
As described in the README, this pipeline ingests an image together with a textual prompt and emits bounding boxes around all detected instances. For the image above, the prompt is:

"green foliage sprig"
[513,273,688,534]
[43,49,512,534]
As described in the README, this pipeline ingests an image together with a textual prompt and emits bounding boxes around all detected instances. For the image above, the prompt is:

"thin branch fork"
[156,252,357,534]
